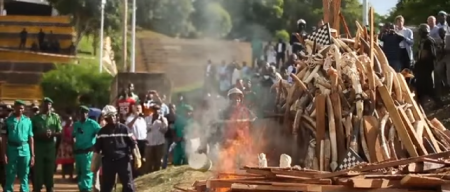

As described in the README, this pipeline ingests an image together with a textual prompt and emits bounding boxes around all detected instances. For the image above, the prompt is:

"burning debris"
[173,14,450,192]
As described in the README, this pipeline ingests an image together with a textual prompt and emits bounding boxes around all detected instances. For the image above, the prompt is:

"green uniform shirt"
[72,119,101,150]
[2,115,33,156]
[31,112,62,144]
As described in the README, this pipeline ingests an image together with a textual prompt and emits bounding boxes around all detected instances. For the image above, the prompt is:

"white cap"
[297,19,306,25]
[102,105,118,117]
[227,87,243,98]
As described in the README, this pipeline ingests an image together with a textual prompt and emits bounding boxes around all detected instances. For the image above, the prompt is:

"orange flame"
[215,105,264,192]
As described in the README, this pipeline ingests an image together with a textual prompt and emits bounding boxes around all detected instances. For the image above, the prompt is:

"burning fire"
[215,106,264,191]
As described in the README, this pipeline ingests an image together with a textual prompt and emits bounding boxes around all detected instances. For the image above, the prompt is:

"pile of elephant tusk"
[177,23,450,192]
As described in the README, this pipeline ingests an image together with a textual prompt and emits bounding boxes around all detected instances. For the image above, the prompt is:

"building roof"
[5,0,49,6]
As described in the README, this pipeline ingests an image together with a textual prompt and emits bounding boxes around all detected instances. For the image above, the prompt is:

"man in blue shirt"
[73,106,101,192]
[2,100,34,192]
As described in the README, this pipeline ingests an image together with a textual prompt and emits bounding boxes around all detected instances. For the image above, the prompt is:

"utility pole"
[130,0,136,72]
[362,0,369,26]
[0,0,4,16]
[99,0,106,73]
[122,0,128,71]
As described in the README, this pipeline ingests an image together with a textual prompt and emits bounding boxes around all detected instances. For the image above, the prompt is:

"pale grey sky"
[359,0,397,16]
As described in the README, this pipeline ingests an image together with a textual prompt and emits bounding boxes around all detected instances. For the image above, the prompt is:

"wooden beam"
[396,73,441,152]
[315,94,327,171]
[378,86,418,157]
[349,178,402,189]
[315,150,450,179]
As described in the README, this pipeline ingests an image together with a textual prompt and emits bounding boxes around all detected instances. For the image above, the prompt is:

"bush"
[275,30,290,42]
[40,63,113,110]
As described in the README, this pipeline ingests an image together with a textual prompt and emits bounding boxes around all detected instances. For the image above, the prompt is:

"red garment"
[117,98,136,115]
[224,105,252,141]
[56,123,75,164]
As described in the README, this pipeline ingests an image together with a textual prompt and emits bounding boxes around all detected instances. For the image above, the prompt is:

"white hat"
[297,19,306,25]
[102,105,118,117]
[227,87,243,98]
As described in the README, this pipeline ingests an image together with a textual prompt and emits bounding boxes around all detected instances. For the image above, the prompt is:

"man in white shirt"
[125,104,147,177]
[275,38,286,69]
[395,15,414,70]
[429,16,440,40]
[437,11,448,28]
[143,104,168,173]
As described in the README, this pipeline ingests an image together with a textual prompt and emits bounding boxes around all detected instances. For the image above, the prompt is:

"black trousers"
[276,52,285,68]
[132,140,146,178]
[0,163,4,191]
[400,48,411,70]
[415,65,441,106]
[101,157,135,192]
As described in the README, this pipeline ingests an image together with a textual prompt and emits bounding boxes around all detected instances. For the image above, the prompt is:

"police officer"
[31,97,62,192]
[415,24,444,109]
[92,105,141,192]
[290,19,308,54]
[73,106,101,192]
[1,100,34,192]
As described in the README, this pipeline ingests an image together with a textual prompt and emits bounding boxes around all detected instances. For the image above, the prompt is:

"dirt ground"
[424,93,450,128]
[13,169,78,192]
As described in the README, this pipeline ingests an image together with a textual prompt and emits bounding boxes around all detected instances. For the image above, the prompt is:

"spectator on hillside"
[126,104,147,178]
[394,15,414,70]
[275,38,286,69]
[162,104,176,169]
[30,42,38,52]
[379,22,404,72]
[437,11,448,27]
[143,104,168,173]
[429,16,440,40]
[38,29,45,50]
[19,28,28,50]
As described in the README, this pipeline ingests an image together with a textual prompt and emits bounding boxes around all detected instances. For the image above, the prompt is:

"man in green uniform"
[1,100,34,192]
[73,106,101,192]
[31,97,62,192]
[172,105,194,165]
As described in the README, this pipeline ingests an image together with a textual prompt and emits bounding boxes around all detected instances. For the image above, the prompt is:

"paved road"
[13,169,79,192]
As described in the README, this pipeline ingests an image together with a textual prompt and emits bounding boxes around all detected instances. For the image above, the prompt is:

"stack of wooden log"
[182,152,450,192]
[172,6,450,192]
[263,14,450,173]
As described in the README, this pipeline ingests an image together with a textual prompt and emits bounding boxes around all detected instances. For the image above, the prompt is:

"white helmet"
[102,105,118,117]
[227,87,243,98]
[297,19,306,25]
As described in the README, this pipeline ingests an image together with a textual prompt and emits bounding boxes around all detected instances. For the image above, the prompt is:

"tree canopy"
[386,0,449,25]
[48,0,380,43]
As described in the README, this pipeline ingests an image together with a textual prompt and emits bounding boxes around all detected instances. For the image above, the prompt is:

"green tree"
[386,0,449,25]
[47,0,122,48]
[136,0,194,37]
[191,1,232,38]
[275,30,289,42]
[221,0,284,40]
[40,63,113,109]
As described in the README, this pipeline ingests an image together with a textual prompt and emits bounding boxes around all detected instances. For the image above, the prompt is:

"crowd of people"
[17,28,76,55]
[377,11,450,109]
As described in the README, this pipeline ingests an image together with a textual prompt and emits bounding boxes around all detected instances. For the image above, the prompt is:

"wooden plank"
[315,94,327,171]
[231,183,436,192]
[315,150,450,179]
[331,92,346,162]
[414,120,425,141]
[349,178,402,189]
[401,174,449,187]
[398,108,428,155]
[363,116,385,162]
[377,86,418,157]
[396,73,441,152]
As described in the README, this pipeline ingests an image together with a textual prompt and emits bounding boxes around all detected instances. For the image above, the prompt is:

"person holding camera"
[125,103,147,177]
[143,103,168,173]
[379,22,405,72]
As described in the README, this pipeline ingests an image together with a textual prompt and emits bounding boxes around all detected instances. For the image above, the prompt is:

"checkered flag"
[306,23,333,46]
[336,148,366,171]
